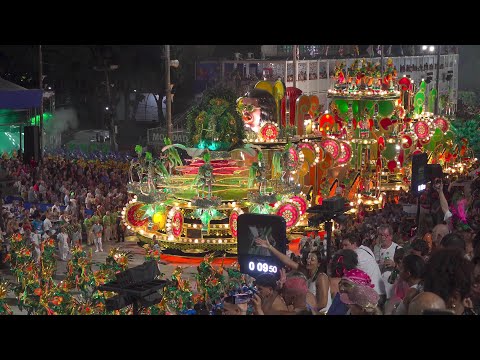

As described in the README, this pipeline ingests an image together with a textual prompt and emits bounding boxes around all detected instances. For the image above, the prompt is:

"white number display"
[248,261,278,274]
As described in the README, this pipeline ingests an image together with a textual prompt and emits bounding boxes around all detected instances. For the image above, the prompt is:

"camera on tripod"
[307,196,349,227]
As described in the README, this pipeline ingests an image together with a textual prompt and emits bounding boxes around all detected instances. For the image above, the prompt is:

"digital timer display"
[238,255,281,278]
[248,261,278,274]
[236,214,287,279]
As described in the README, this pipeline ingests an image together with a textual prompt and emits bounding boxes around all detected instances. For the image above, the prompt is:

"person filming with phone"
[255,237,331,313]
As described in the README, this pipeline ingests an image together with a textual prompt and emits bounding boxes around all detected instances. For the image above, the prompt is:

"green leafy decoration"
[249,163,259,188]
[272,152,283,179]
[203,150,211,163]
[162,137,183,167]
[450,117,480,156]
[185,85,245,150]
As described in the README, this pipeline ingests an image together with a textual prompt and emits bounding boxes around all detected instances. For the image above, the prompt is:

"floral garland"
[3,232,254,315]
[0,280,13,315]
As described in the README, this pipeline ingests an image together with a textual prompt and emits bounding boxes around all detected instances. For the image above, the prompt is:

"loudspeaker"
[23,126,40,164]
[426,164,443,182]
[411,152,428,196]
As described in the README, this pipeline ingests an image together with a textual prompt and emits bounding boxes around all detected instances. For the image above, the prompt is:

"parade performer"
[103,211,112,243]
[92,219,104,253]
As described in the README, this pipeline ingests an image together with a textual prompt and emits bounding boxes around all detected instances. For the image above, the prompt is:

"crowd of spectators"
[0,154,130,262]
[1,152,480,315]
[222,177,480,315]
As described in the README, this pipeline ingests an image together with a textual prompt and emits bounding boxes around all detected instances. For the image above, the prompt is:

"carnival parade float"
[324,58,476,210]
[122,60,477,256]
[122,82,326,256]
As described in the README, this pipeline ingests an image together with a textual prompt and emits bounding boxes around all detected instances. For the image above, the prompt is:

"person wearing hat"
[340,283,381,315]
[330,267,378,315]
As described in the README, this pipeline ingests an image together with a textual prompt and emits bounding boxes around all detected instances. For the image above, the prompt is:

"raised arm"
[255,238,299,271]
[435,181,451,219]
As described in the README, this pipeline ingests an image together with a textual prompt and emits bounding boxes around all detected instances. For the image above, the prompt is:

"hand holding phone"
[255,238,270,248]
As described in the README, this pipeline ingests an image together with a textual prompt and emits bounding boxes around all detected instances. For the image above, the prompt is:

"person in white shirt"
[71,219,82,247]
[71,199,79,218]
[92,220,104,253]
[25,229,41,265]
[51,202,61,214]
[374,224,402,300]
[341,233,385,297]
[57,227,70,261]
[64,191,70,207]
[43,213,53,233]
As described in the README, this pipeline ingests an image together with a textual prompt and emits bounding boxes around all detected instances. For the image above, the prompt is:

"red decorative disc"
[434,117,449,132]
[229,211,239,238]
[414,121,430,139]
[126,203,148,227]
[419,137,430,146]
[321,139,340,160]
[298,142,315,153]
[287,147,300,170]
[291,196,308,215]
[337,142,352,164]
[260,123,279,141]
[401,134,413,149]
[276,202,300,228]
[172,211,184,237]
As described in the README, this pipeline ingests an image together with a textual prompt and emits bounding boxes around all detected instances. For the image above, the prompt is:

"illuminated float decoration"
[123,80,321,256]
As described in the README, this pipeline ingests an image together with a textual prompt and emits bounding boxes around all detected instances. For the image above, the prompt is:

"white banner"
[147,127,188,145]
